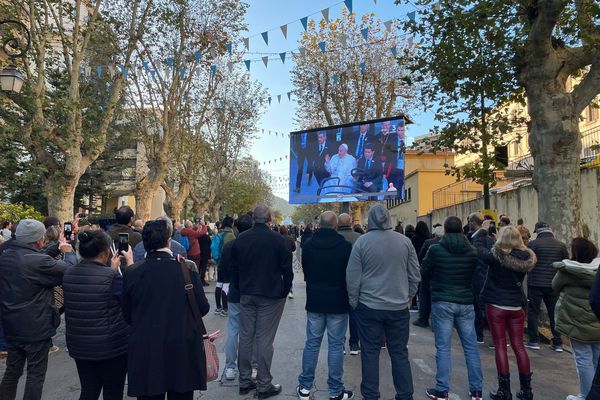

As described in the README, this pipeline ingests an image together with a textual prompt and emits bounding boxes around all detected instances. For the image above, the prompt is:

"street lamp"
[0,19,31,94]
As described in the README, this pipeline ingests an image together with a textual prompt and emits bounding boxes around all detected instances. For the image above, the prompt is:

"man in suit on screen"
[389,121,406,199]
[348,124,374,159]
[355,143,383,195]
[293,132,313,193]
[307,132,334,188]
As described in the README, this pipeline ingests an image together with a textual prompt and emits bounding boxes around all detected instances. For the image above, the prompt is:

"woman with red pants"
[481,226,537,400]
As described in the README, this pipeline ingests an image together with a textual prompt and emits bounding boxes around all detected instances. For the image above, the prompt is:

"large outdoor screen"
[289,116,407,204]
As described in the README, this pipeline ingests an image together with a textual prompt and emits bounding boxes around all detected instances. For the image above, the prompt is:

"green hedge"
[0,203,43,223]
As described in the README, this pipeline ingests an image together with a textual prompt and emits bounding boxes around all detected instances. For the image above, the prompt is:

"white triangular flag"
[299,47,306,57]
[280,24,287,39]
[243,37,249,51]
[262,56,269,67]
[85,66,91,76]
[408,36,414,46]
[321,8,330,22]
[384,20,392,32]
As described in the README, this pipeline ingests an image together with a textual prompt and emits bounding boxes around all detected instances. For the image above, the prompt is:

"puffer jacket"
[552,259,600,343]
[420,233,477,305]
[470,229,495,292]
[528,231,569,287]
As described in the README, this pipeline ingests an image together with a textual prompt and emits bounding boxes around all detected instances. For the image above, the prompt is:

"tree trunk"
[169,181,190,222]
[135,179,160,222]
[46,180,77,223]
[211,201,221,222]
[527,82,582,243]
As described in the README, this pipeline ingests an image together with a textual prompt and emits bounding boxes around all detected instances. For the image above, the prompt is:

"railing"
[432,180,482,210]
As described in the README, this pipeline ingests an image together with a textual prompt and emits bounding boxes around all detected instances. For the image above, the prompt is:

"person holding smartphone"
[62,230,134,400]
[181,218,209,286]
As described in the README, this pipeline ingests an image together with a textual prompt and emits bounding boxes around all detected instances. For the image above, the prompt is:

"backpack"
[211,231,232,262]
[180,235,191,251]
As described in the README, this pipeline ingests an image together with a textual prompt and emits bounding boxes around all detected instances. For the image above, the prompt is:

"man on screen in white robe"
[324,144,357,193]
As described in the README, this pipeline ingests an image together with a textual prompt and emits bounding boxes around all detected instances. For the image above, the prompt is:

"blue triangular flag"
[390,46,398,57]
[287,91,292,101]
[250,99,254,107]
[268,96,272,105]
[262,31,268,45]
[244,60,251,71]
[97,65,102,78]
[195,50,201,61]
[361,28,369,41]
[150,70,156,78]
[318,41,326,53]
[119,64,128,78]
[180,67,185,79]
[360,62,366,73]
[142,61,149,70]
[226,42,232,54]
[279,52,286,63]
[211,65,217,76]
[166,57,174,68]
[301,17,308,31]
[344,0,353,13]
[332,74,339,85]
[308,83,316,93]
[408,11,416,22]
[220,100,225,107]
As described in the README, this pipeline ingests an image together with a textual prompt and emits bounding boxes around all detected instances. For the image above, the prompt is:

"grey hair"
[433,226,444,238]
[319,211,338,229]
[156,215,174,237]
[253,204,271,224]
[339,143,348,151]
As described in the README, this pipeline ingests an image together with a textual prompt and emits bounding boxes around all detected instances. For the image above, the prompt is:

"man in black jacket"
[468,213,496,343]
[587,271,600,399]
[413,224,444,329]
[526,221,569,351]
[231,204,293,399]
[296,212,353,400]
[0,219,77,400]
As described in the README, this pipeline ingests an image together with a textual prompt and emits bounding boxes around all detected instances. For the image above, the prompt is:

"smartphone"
[78,213,86,218]
[64,222,73,240]
[489,221,497,235]
[118,233,129,253]
[194,217,201,224]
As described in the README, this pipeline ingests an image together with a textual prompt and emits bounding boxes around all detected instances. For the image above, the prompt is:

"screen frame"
[289,114,413,136]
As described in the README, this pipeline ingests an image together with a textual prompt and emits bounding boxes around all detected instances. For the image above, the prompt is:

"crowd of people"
[0,203,599,400]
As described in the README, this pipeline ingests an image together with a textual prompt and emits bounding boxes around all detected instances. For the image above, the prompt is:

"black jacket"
[300,231,313,248]
[590,268,600,321]
[481,248,537,307]
[122,251,210,395]
[302,229,352,314]
[221,241,239,302]
[528,231,569,287]
[470,229,495,291]
[231,223,293,299]
[0,241,77,342]
[418,236,441,263]
[411,233,429,262]
[63,260,129,360]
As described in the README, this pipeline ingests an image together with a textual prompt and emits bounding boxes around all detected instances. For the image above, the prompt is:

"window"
[408,187,412,201]
[587,105,598,122]
[513,141,519,156]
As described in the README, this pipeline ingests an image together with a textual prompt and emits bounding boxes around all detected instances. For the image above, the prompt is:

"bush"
[0,203,43,223]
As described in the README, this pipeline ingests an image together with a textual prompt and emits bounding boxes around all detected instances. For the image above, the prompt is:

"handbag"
[179,258,220,382]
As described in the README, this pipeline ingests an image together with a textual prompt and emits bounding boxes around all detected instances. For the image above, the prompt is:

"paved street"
[1,272,579,400]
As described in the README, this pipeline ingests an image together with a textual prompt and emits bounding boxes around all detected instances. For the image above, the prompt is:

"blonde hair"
[44,225,61,243]
[494,226,526,252]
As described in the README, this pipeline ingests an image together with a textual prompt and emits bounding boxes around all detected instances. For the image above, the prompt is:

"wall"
[430,168,600,245]
[417,170,456,216]
[388,173,419,226]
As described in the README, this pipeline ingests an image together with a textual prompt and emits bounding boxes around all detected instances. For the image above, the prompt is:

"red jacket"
[180,226,208,257]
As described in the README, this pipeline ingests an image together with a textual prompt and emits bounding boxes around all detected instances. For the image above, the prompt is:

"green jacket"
[552,259,600,343]
[420,233,477,305]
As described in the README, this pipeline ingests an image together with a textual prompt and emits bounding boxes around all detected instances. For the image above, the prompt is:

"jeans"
[527,285,562,345]
[571,339,600,397]
[588,356,600,399]
[138,392,192,400]
[354,303,413,400]
[417,275,431,323]
[431,302,483,393]
[298,312,348,397]
[348,310,360,348]
[0,339,51,400]
[473,290,486,341]
[486,305,531,375]
[225,302,241,370]
[74,354,128,400]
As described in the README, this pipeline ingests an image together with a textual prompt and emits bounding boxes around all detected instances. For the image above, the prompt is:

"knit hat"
[16,219,46,244]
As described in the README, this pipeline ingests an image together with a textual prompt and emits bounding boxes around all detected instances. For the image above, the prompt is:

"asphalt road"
[0,272,580,400]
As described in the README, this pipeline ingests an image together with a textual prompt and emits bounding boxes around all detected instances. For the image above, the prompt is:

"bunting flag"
[280,24,287,39]
[150,70,156,78]
[180,67,185,79]
[287,91,292,101]
[318,41,326,53]
[119,64,128,78]
[299,47,306,57]
[344,0,353,13]
[360,62,366,73]
[384,20,393,32]
[390,46,398,57]
[279,52,286,63]
[408,36,414,46]
[227,62,233,73]
[244,60,251,71]
[166,57,174,68]
[277,94,281,103]
[361,27,369,41]
[210,65,217,76]
[308,83,316,93]
[408,11,416,22]
[261,31,269,45]
[243,37,249,51]
[321,8,330,22]
[226,42,232,54]
[195,51,201,61]
[268,96,272,105]
[142,61,149,70]
[300,17,308,31]
[373,0,377,3]
[332,74,339,85]
[97,65,102,78]
[262,56,269,67]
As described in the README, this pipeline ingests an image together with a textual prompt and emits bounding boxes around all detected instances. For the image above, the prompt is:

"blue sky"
[243,0,436,198]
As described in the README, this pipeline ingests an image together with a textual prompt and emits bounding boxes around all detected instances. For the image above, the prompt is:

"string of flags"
[260,154,289,166]
[261,129,291,138]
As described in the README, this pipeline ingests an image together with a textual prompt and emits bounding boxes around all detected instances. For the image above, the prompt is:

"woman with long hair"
[553,238,600,400]
[63,229,134,400]
[481,226,537,400]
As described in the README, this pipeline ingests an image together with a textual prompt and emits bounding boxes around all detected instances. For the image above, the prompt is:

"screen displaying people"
[289,118,406,204]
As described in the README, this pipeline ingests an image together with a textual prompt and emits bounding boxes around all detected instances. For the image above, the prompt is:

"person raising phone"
[62,230,134,400]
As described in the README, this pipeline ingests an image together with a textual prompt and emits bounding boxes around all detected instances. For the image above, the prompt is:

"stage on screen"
[289,116,408,205]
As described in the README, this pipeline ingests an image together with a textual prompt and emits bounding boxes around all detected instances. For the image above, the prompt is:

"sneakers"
[426,388,449,400]
[48,345,59,354]
[330,390,354,400]
[214,307,223,315]
[412,319,430,328]
[288,292,295,299]
[566,395,585,400]
[524,341,540,350]
[349,344,360,355]
[296,385,311,400]
[551,344,564,352]
[219,309,228,317]
[258,383,282,399]
[470,390,483,400]
[239,382,257,395]
[225,367,236,381]
[0,350,7,359]
[251,368,258,380]
[477,336,484,344]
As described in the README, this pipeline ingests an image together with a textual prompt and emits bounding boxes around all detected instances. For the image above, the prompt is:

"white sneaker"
[251,368,258,380]
[296,385,311,400]
[225,368,236,381]
[288,292,294,299]
[566,395,585,400]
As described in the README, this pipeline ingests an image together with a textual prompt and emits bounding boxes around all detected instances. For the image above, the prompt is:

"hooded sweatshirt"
[420,233,477,304]
[553,258,600,343]
[346,204,420,310]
